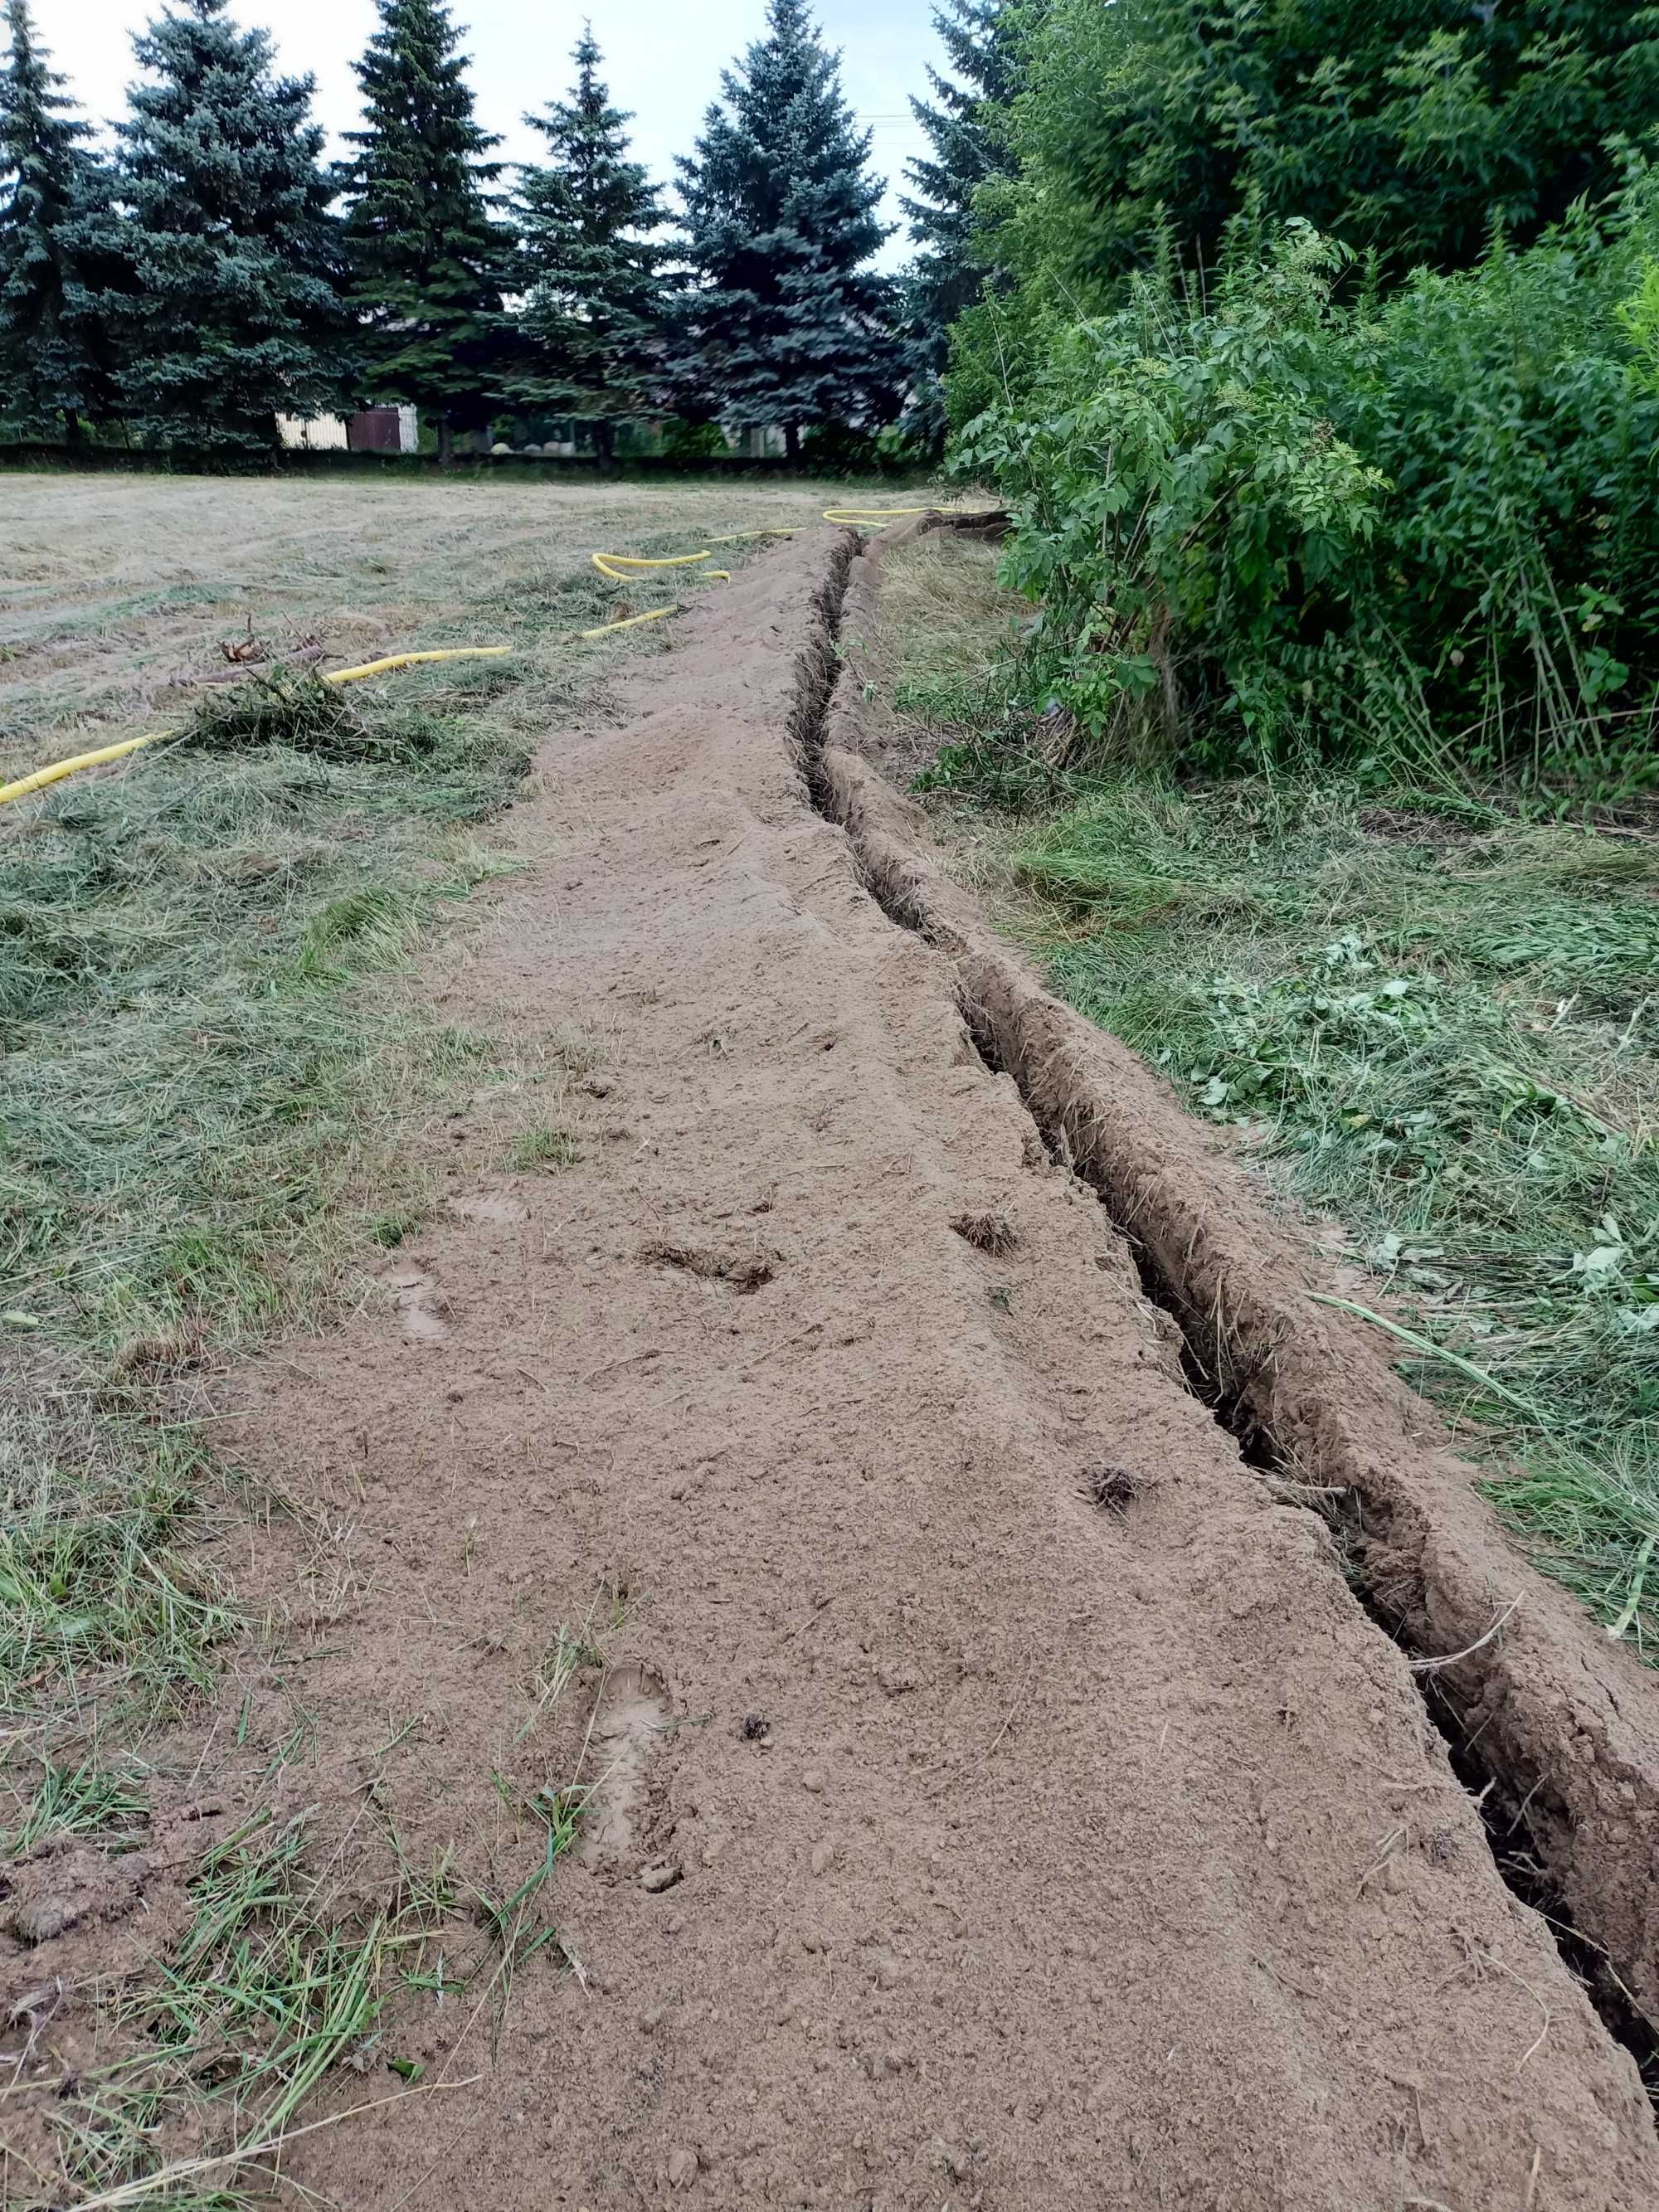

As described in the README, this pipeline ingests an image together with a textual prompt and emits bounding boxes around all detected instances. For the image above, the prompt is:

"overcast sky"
[43,0,950,268]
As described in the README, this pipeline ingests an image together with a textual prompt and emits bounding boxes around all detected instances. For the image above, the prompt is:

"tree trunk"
[437,416,454,468]
[784,421,800,463]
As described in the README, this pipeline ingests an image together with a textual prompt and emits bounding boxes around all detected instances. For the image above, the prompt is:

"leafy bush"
[1003,0,1659,299]
[959,176,1659,792]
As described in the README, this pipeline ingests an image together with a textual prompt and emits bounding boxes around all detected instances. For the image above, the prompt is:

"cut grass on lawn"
[873,530,1659,1662]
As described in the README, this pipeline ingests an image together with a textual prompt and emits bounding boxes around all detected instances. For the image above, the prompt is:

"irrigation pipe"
[0,504,981,809]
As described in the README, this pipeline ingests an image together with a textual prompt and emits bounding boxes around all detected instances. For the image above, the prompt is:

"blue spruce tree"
[672,0,899,459]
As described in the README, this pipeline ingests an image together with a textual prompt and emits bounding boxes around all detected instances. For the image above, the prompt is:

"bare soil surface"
[11,528,1659,2209]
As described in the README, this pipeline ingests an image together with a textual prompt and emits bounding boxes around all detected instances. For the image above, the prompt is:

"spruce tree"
[671,0,899,458]
[513,27,667,457]
[0,0,113,442]
[78,0,350,455]
[902,1,1033,333]
[339,0,513,463]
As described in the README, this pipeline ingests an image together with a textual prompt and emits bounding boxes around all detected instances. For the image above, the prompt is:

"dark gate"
[348,408,402,453]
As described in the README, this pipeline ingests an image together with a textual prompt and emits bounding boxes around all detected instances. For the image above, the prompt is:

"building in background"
[278,406,419,452]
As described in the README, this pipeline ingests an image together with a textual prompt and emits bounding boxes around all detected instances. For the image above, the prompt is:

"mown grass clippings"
[1024,784,1659,1654]
[27,1803,554,2212]
[1,1391,237,1730]
[13,1693,599,2212]
[1,732,528,1360]
[1,1753,150,1860]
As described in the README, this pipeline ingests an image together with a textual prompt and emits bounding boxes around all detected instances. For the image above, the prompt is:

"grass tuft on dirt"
[878,531,1659,1661]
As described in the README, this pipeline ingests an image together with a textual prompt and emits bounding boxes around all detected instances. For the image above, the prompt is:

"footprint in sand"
[578,1660,673,1867]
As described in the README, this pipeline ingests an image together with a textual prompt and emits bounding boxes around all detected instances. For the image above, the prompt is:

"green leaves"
[966,227,1384,765]
[1000,0,1659,299]
[962,176,1659,790]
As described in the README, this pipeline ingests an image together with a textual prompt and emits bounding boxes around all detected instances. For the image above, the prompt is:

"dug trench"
[10,527,1659,2210]
[815,527,1659,2073]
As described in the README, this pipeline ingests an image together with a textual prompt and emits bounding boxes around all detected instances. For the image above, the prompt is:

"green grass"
[1,1393,236,1722]
[7,1614,611,2211]
[509,1123,580,1171]
[1019,781,1659,1655]
[2,1753,149,1860]
[1,718,526,1358]
[41,1804,570,2210]
[875,532,1659,1662]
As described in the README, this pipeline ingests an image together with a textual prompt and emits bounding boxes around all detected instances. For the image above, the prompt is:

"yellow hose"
[592,550,714,581]
[0,732,168,806]
[580,605,677,640]
[325,646,512,685]
[0,648,514,809]
[820,504,944,524]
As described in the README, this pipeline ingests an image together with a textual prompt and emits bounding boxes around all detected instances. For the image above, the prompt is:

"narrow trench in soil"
[805,542,1659,2115]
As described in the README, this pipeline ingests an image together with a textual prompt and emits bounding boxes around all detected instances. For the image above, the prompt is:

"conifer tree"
[339,0,512,462]
[77,0,350,455]
[514,27,667,456]
[0,0,113,441]
[671,0,898,458]
[902,0,1033,333]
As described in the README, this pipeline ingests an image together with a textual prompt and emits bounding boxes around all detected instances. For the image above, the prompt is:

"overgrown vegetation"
[996,0,1659,296]
[879,532,1659,1661]
[904,0,1659,1657]
[958,184,1659,795]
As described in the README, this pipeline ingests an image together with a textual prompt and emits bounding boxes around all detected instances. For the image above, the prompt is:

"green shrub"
[959,173,1659,795]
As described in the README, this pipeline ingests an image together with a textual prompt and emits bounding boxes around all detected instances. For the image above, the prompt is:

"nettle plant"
[957,224,1385,766]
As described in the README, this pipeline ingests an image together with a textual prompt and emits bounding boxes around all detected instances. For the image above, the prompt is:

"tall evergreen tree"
[902,0,1034,332]
[514,27,667,456]
[671,0,899,458]
[75,0,350,455]
[898,1,1039,450]
[0,0,114,441]
[338,0,513,463]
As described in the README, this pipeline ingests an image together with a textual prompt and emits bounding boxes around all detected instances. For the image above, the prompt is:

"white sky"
[42,0,949,267]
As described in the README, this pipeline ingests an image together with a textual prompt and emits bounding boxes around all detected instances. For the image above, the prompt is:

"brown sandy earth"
[9,528,1659,2210]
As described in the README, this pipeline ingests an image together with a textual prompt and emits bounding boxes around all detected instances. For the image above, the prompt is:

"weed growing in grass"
[1010,779,1659,1653]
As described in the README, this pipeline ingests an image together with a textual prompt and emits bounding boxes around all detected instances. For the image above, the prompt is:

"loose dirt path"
[222,532,1656,2208]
